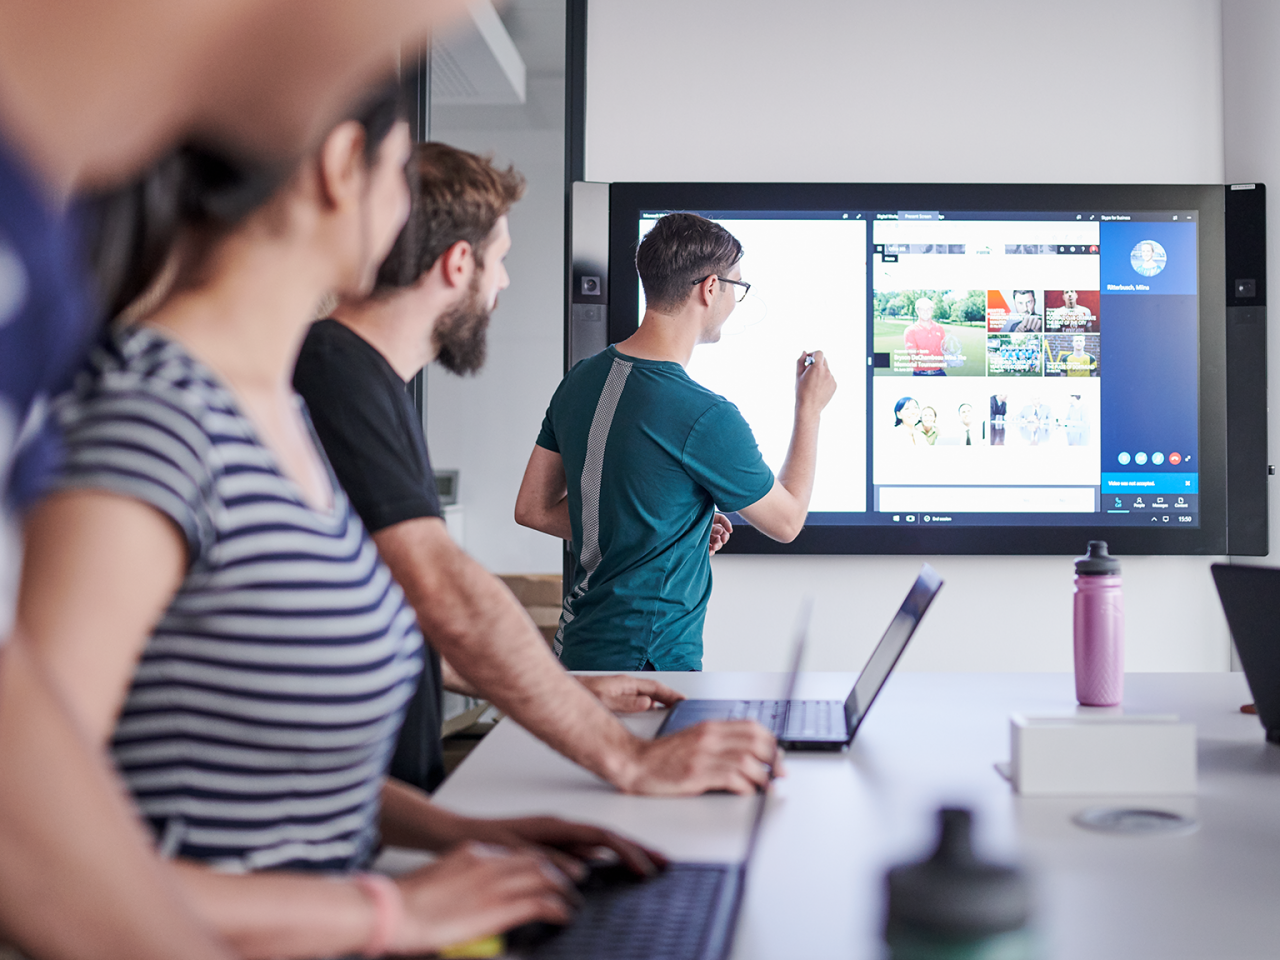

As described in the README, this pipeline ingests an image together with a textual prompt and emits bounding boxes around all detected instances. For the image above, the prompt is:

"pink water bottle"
[1073,540,1124,706]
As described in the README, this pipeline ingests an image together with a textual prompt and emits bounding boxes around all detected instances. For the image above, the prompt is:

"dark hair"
[373,142,525,294]
[82,77,405,320]
[1012,289,1035,300]
[635,213,742,312]
[893,396,918,426]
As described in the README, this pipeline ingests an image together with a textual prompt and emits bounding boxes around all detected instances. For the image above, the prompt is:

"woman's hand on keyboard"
[391,842,580,954]
[461,816,667,881]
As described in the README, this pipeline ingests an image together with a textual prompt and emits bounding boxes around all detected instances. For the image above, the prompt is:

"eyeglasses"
[692,275,751,302]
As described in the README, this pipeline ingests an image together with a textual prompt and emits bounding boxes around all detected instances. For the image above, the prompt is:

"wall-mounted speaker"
[1225,183,1268,556]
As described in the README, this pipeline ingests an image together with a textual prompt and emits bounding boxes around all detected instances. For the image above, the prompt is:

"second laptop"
[656,564,943,751]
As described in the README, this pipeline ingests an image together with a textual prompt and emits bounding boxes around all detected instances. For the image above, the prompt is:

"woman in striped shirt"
[17,82,656,958]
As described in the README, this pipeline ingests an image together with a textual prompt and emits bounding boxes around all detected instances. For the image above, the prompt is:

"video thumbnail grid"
[870,220,1105,494]
[875,288,1102,379]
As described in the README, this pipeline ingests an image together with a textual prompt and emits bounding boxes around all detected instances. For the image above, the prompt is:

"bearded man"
[292,143,779,800]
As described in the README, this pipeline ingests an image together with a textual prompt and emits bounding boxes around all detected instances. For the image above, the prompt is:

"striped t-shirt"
[51,326,423,874]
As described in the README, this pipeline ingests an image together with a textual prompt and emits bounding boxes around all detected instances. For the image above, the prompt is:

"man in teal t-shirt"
[517,213,837,670]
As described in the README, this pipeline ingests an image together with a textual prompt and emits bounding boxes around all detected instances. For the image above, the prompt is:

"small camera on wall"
[581,276,602,296]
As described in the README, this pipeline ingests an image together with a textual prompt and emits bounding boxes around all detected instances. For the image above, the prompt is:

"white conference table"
[425,672,1280,959]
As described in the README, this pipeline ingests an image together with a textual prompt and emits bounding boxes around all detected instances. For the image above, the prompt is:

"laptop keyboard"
[726,699,841,739]
[512,862,734,959]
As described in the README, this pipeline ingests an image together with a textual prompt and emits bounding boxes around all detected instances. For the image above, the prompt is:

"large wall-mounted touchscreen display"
[608,184,1230,555]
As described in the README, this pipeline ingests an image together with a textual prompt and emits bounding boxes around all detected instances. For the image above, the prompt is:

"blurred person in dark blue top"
[0,3,472,959]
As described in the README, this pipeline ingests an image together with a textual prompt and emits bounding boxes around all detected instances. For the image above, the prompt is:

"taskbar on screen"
[805,492,1201,528]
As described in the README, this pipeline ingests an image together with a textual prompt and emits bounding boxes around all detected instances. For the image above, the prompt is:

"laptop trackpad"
[659,700,744,736]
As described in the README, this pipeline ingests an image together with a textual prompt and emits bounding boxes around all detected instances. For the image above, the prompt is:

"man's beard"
[433,275,493,375]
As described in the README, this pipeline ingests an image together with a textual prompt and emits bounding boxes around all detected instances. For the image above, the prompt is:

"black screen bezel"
[606,181,1227,556]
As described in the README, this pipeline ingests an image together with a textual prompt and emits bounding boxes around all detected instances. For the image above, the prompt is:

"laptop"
[1211,562,1280,743]
[655,564,944,750]
[506,616,805,960]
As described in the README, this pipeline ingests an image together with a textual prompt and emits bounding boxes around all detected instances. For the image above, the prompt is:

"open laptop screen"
[844,565,943,729]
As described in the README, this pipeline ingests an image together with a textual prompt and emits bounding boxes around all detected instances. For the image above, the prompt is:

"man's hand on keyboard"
[578,675,686,713]
[616,720,783,796]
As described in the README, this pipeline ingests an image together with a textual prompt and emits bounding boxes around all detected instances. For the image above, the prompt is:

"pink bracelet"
[352,872,405,958]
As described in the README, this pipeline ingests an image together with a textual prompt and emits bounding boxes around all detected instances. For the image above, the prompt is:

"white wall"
[587,0,1225,186]
[585,0,1237,672]
[426,73,567,576]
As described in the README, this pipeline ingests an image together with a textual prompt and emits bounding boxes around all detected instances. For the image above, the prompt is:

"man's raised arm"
[737,350,837,542]
[372,517,777,796]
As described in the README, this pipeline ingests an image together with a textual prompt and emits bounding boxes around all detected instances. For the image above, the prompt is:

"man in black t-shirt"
[294,143,777,797]
[295,318,451,789]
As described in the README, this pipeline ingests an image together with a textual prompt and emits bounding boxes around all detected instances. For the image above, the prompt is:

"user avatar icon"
[1131,239,1167,277]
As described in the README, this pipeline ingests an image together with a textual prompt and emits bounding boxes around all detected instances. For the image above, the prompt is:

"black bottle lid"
[1074,540,1121,576]
[885,808,1031,939]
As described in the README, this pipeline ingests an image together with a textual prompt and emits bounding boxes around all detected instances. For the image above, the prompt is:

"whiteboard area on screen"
[637,215,868,513]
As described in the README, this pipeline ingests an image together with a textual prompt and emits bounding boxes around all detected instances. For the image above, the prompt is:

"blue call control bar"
[1102,473,1199,495]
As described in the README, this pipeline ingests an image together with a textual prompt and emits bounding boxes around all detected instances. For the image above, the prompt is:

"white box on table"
[1009,713,1197,796]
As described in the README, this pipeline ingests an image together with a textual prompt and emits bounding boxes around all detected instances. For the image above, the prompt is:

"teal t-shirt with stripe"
[536,346,774,670]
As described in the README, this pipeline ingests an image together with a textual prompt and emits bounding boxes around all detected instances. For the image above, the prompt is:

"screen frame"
[606,181,1228,556]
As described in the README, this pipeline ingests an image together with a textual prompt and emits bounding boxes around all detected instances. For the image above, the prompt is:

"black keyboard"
[725,699,842,739]
[510,861,740,960]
